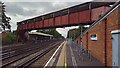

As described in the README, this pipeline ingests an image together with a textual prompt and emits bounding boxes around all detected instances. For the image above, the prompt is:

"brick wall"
[75,6,120,66]
[75,36,81,45]
[81,33,88,49]
[106,6,120,66]
[87,20,106,65]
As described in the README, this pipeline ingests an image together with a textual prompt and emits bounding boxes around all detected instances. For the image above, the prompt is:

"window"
[90,34,97,41]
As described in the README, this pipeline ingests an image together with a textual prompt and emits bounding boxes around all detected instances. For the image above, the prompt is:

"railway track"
[13,42,61,68]
[1,40,63,68]
[1,40,54,61]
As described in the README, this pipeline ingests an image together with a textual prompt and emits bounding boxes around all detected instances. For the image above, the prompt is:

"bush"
[2,32,16,45]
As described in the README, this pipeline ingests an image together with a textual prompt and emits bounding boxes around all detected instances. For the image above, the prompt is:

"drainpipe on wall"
[104,18,107,67]
[86,32,88,53]
[89,3,92,22]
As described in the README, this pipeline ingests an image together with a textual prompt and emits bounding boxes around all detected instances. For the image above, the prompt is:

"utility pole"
[79,24,83,46]
[81,25,83,36]
[79,24,83,36]
[74,30,75,40]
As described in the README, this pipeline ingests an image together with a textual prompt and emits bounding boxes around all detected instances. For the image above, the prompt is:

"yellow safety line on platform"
[64,41,67,68]
[44,41,65,68]
[56,41,67,67]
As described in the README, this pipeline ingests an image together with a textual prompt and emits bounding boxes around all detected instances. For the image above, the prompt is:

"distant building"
[29,32,53,40]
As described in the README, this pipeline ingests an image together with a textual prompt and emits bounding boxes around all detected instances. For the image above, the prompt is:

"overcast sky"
[2,0,93,38]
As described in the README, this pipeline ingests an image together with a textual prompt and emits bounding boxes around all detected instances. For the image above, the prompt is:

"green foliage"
[67,27,88,39]
[2,32,16,45]
[1,2,11,31]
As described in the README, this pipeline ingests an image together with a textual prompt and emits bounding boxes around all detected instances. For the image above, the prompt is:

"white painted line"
[56,41,66,66]
[64,41,67,68]
[43,41,65,68]
[70,44,77,68]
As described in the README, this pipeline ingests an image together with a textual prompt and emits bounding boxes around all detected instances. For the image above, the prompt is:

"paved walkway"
[46,40,105,67]
[66,39,105,67]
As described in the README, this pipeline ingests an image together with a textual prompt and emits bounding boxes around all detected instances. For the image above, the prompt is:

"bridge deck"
[17,2,114,31]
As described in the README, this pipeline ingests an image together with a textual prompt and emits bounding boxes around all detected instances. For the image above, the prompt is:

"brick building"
[75,4,120,66]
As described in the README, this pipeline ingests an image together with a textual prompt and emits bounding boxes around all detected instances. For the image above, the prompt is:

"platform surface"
[56,39,104,67]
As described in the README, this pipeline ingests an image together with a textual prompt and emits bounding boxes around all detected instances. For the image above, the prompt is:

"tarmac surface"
[66,39,105,67]
[45,40,105,68]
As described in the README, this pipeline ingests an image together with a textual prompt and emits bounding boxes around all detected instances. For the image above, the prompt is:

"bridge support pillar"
[16,30,29,44]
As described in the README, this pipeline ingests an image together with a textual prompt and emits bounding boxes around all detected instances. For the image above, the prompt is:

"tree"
[1,2,11,31]
[67,26,88,39]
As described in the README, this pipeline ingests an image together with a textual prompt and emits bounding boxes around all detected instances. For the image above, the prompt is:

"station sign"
[90,34,97,41]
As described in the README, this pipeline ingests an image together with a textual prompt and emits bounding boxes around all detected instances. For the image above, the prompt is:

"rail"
[1,41,62,67]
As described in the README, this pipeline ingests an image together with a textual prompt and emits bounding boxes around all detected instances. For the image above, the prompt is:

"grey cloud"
[4,2,83,31]
[5,2,24,16]
[2,0,88,2]
[5,2,43,17]
[10,22,17,30]
[5,2,82,17]
[5,2,55,17]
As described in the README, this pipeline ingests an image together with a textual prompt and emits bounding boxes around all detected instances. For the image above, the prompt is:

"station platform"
[66,40,104,67]
[45,40,105,67]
